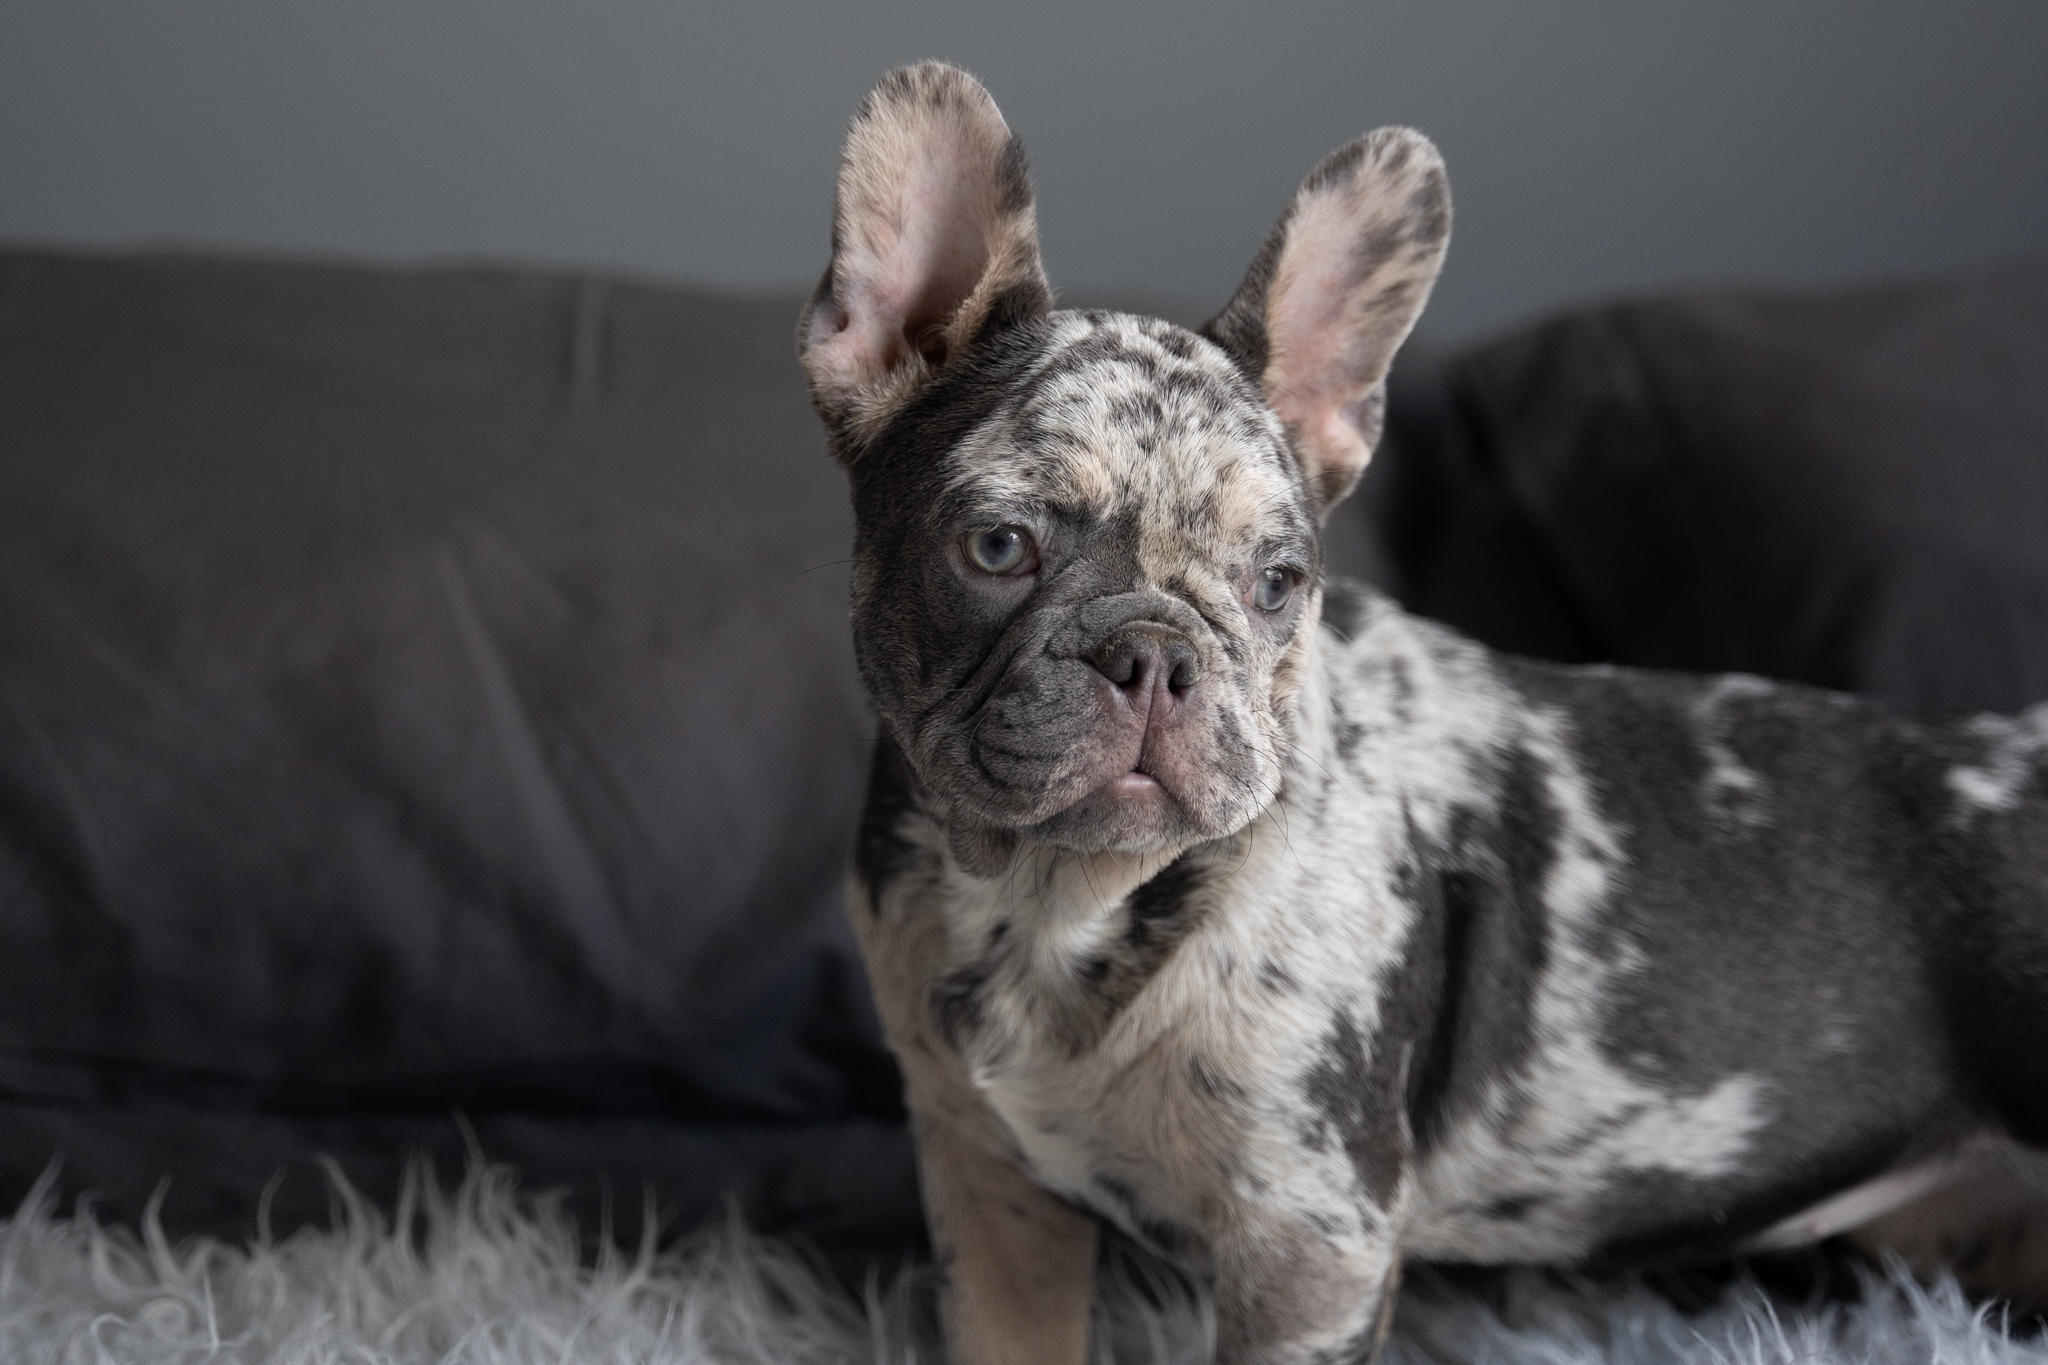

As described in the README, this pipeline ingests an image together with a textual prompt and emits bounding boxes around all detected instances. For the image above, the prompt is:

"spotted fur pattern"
[798,64,2048,1365]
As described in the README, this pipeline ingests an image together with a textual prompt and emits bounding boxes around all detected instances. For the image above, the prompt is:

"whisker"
[775,558,854,588]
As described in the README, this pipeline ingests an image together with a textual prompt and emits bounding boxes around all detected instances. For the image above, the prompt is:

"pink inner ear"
[1260,163,1443,500]
[825,131,998,387]
[1264,186,1385,432]
[903,168,995,363]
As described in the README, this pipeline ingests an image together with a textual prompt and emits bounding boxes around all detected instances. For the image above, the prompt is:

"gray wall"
[4,0,2044,340]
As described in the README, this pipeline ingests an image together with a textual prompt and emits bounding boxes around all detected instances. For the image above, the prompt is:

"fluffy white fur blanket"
[0,1160,2036,1365]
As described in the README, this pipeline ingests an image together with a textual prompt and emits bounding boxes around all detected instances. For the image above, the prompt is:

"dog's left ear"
[799,63,1052,450]
[1203,128,1450,513]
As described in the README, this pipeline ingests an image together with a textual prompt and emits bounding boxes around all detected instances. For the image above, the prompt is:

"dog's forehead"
[946,312,1303,540]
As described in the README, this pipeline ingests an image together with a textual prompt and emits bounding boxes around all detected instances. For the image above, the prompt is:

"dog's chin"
[1017,770,1226,856]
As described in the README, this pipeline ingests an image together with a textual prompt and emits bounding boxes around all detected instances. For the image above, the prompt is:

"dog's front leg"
[915,1110,1099,1365]
[1212,1217,1402,1365]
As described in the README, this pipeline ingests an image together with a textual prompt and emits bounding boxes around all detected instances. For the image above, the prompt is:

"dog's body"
[798,65,2048,1365]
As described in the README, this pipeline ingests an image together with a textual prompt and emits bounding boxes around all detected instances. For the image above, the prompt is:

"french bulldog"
[795,62,2048,1365]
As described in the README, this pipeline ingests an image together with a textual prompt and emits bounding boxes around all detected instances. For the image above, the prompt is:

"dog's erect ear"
[799,63,1051,449]
[1203,128,1450,512]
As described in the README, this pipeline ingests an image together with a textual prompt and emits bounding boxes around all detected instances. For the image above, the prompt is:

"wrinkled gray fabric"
[0,250,910,1270]
[1377,262,2048,715]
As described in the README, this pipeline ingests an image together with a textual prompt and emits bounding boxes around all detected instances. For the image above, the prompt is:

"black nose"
[1091,626,1200,705]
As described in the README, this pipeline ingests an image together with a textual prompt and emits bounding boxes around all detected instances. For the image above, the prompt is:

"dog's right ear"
[799,63,1051,451]
[1203,128,1450,515]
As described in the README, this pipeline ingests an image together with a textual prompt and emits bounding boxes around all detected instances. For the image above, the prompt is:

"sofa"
[1,245,2043,1290]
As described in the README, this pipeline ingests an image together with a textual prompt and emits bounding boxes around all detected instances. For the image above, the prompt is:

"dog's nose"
[1091,626,1200,708]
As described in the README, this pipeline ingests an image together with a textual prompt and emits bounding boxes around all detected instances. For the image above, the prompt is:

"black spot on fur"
[1332,690,1369,761]
[1054,851,1210,1054]
[1106,391,1167,430]
[978,276,1056,347]
[1303,1209,1344,1237]
[1039,327,1166,381]
[1485,1194,1542,1221]
[1347,648,1415,731]
[1386,657,1414,719]
[1389,747,1564,1150]
[1407,177,1452,251]
[1346,221,1409,288]
[1156,365,1227,409]
[994,135,1034,215]
[1189,1053,1248,1102]
[1259,957,1300,994]
[1128,851,1200,928]
[1298,1011,1408,1207]
[930,962,994,1047]
[1394,865,1460,1146]
[1095,1172,1138,1203]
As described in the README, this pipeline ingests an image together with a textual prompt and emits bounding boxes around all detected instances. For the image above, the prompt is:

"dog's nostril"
[1091,630,1200,700]
[1092,636,1150,691]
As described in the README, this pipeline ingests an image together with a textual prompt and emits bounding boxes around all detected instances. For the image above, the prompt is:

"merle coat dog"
[795,63,2048,1365]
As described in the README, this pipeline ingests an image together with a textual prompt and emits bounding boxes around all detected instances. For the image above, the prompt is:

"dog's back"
[1322,583,2048,1267]
[1499,638,2048,1161]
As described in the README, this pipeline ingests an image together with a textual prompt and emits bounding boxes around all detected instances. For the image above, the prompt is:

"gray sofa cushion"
[1376,262,2048,716]
[0,249,913,1268]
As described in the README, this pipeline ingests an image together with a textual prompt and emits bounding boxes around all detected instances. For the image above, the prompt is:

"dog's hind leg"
[1852,1139,2048,1314]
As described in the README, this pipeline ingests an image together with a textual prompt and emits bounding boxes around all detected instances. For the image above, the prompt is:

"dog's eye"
[1252,567,1295,613]
[964,525,1036,575]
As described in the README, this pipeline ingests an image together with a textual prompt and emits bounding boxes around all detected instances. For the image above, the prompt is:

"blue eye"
[1252,567,1295,612]
[965,525,1036,575]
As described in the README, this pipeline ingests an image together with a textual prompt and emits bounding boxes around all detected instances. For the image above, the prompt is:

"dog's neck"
[937,845,1176,975]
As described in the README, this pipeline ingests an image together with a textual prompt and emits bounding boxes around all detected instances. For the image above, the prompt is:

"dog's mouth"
[1000,712,1260,854]
[1032,759,1188,853]
[1097,764,1180,837]
[1109,769,1161,797]
[1103,762,1172,818]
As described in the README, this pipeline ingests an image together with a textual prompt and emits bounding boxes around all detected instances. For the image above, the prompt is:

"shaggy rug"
[0,1159,2037,1365]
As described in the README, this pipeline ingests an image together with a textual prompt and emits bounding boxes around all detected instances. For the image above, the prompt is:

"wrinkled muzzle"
[910,591,1281,854]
